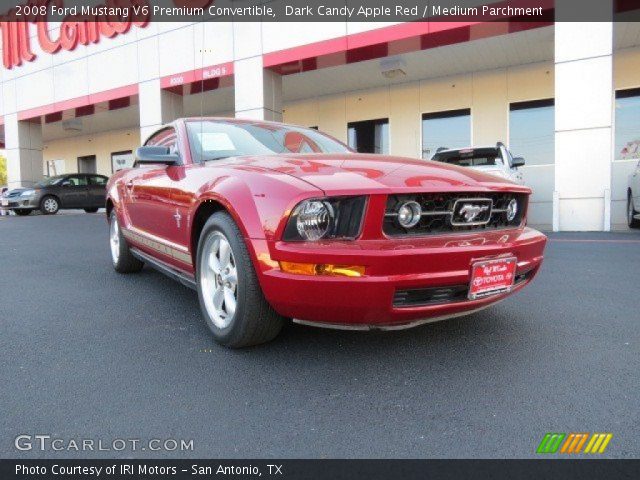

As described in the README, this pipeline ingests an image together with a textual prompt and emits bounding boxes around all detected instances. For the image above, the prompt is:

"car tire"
[628,193,640,229]
[14,209,32,216]
[84,208,99,213]
[196,211,284,348]
[109,210,144,273]
[40,195,59,215]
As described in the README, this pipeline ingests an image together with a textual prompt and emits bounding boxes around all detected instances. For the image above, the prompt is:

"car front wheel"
[40,196,59,215]
[628,194,640,229]
[109,210,144,273]
[14,209,32,216]
[84,208,99,213]
[196,212,284,348]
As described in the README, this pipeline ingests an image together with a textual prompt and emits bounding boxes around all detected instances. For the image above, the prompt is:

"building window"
[111,151,134,173]
[77,155,97,174]
[347,118,389,154]
[615,89,640,160]
[421,109,471,160]
[509,99,554,166]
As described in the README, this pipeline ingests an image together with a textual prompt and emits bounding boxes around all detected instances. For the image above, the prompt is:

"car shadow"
[136,266,500,344]
[136,264,518,367]
[129,260,534,388]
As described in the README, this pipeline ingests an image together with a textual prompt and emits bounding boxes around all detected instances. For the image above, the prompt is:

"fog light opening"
[506,198,518,222]
[397,201,422,228]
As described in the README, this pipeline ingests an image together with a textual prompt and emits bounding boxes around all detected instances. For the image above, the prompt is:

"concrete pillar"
[554,19,613,231]
[5,114,43,188]
[234,56,282,121]
[138,79,184,143]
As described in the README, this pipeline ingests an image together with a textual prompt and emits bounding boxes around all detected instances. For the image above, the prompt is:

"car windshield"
[36,175,65,187]
[433,150,503,167]
[186,120,351,162]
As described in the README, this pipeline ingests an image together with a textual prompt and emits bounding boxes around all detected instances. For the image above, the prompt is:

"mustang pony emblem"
[458,204,490,222]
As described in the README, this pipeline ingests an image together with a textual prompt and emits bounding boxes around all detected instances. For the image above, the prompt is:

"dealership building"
[1,12,639,231]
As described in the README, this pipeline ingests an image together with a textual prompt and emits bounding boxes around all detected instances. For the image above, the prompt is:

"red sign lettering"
[0,0,150,69]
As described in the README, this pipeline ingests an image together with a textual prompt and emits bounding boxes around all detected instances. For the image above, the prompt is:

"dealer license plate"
[1,199,8,206]
[468,257,517,299]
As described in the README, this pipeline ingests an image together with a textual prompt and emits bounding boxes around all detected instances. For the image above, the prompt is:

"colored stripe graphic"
[537,433,566,453]
[560,433,589,454]
[537,433,613,454]
[584,433,613,454]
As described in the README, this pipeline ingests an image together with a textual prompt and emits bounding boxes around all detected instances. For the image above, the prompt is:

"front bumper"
[254,227,547,328]
[1,197,39,210]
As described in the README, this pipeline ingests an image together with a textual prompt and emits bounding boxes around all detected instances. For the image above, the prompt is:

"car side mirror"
[134,146,179,166]
[512,157,525,168]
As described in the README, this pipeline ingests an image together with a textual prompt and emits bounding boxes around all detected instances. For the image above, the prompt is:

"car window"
[65,176,88,186]
[433,151,501,167]
[36,175,65,187]
[186,120,350,163]
[89,176,108,186]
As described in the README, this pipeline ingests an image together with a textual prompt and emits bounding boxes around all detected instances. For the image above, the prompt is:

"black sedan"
[0,174,108,215]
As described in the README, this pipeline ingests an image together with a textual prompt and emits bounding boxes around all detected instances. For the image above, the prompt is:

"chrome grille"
[383,192,526,237]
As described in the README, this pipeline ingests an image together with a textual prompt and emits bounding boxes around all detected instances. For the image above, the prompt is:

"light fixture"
[397,201,422,228]
[62,118,83,132]
[380,57,407,79]
[295,200,334,241]
[280,261,365,277]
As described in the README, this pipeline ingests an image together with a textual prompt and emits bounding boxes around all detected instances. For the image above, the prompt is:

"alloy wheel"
[44,198,58,213]
[110,217,120,264]
[200,232,238,329]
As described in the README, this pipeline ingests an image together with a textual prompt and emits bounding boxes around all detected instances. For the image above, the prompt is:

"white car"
[430,143,525,185]
[628,159,640,229]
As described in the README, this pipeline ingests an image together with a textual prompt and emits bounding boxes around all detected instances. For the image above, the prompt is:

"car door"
[60,175,90,208]
[88,175,108,207]
[126,127,180,244]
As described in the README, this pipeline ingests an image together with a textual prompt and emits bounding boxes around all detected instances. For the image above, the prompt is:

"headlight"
[21,189,35,197]
[283,196,367,241]
[506,198,518,222]
[295,200,334,241]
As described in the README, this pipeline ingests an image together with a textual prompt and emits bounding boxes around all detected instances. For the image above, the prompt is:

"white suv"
[430,142,525,185]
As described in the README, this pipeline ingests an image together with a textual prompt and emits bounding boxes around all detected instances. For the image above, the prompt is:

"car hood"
[233,153,526,195]
[4,187,37,197]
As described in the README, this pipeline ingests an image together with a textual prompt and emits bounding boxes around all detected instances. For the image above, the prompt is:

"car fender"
[189,169,323,242]
[105,170,134,225]
[188,172,323,283]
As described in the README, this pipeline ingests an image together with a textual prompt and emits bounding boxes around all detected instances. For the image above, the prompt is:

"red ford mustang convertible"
[106,118,547,347]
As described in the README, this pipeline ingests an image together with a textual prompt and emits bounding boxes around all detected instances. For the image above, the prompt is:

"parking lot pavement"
[0,208,105,217]
[1,214,639,459]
